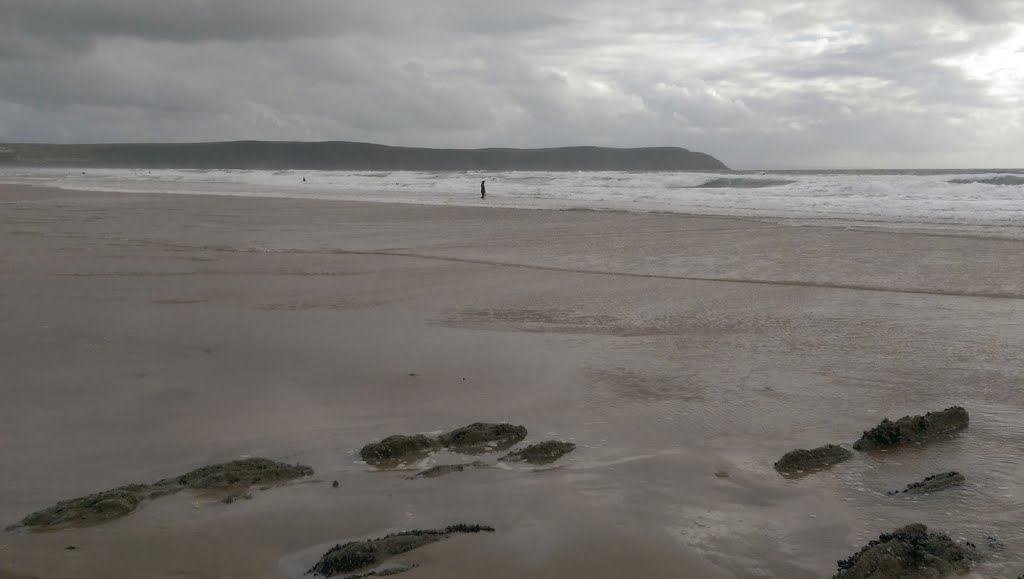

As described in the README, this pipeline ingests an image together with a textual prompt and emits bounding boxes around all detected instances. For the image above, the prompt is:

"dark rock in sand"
[146,481,182,500]
[889,471,965,495]
[853,406,969,451]
[377,565,418,576]
[500,441,576,465]
[438,423,527,452]
[220,491,253,504]
[177,458,314,489]
[834,523,979,578]
[309,524,495,578]
[14,457,312,530]
[19,486,144,529]
[359,435,441,465]
[410,461,487,479]
[774,444,853,475]
[985,536,1007,552]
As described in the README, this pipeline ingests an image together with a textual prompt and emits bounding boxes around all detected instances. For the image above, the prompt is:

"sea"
[2,167,1023,235]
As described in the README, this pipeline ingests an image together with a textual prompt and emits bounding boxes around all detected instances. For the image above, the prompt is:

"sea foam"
[1,167,1022,230]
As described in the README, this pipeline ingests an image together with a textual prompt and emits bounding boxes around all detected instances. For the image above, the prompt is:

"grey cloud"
[939,0,1018,21]
[441,4,574,35]
[0,0,1022,167]
[0,0,395,50]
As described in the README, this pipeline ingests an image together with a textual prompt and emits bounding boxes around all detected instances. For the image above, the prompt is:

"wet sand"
[0,185,1022,578]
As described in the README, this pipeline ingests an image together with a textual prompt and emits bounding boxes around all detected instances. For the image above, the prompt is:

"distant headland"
[0,141,729,171]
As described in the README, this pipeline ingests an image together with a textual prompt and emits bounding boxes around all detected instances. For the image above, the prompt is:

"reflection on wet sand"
[0,186,1022,578]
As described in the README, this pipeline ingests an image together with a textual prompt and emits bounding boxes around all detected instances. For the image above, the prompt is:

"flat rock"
[500,441,576,465]
[774,444,853,475]
[359,435,441,465]
[14,458,312,530]
[853,406,969,451]
[409,461,487,479]
[309,524,494,578]
[19,487,144,529]
[889,471,965,495]
[834,523,979,578]
[438,423,527,453]
[177,458,313,489]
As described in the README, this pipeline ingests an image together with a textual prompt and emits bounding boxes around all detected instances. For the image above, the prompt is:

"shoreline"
[1,184,1022,578]
[3,179,1023,241]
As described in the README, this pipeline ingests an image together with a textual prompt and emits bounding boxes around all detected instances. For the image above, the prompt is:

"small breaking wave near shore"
[1,167,1022,233]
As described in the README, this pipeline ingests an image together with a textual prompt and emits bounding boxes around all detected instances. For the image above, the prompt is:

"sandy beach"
[1,185,1022,578]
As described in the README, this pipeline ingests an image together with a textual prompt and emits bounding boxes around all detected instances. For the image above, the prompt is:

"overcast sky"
[0,1,1022,167]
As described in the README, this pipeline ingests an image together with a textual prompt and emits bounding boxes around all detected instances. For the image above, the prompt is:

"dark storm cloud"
[0,0,1022,167]
[0,0,392,48]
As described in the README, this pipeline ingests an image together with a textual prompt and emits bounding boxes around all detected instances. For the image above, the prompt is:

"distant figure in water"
[481,180,486,199]
[302,177,307,183]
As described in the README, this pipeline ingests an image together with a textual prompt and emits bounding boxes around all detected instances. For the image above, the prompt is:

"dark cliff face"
[0,141,729,171]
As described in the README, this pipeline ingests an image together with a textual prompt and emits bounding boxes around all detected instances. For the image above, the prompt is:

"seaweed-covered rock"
[359,435,440,465]
[888,471,965,495]
[20,487,143,529]
[410,461,487,479]
[774,444,853,475]
[439,423,527,452]
[853,406,969,451]
[14,457,313,530]
[834,523,979,578]
[177,458,313,489]
[500,441,576,465]
[309,524,495,578]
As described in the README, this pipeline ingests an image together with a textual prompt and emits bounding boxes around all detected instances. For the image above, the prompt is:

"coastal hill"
[0,141,728,171]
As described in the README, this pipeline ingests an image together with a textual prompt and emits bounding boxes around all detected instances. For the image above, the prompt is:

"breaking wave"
[1,167,1023,230]
[949,175,1024,186]
[693,177,797,188]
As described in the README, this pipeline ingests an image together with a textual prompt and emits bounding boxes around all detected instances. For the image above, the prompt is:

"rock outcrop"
[500,441,576,465]
[834,523,979,578]
[853,407,969,451]
[309,524,495,578]
[774,444,853,475]
[359,435,441,465]
[176,458,313,489]
[888,471,965,495]
[14,458,312,530]
[409,461,487,479]
[438,423,527,453]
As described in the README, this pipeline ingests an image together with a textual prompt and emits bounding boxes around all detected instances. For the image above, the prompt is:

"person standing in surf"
[481,180,486,199]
